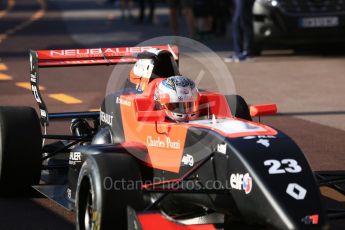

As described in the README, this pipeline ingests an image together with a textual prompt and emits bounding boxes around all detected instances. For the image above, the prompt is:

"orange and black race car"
[0,45,344,230]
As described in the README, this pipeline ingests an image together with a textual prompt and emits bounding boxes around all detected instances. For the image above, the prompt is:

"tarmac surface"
[0,0,344,229]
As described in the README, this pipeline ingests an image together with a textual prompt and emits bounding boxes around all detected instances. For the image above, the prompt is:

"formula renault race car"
[0,45,344,230]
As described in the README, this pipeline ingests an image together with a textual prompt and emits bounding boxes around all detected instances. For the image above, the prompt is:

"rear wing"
[29,45,179,125]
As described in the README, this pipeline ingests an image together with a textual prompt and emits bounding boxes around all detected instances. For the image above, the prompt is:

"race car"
[0,45,344,230]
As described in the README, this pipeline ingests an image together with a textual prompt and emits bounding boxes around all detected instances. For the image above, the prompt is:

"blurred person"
[138,0,155,23]
[169,0,195,37]
[106,0,116,4]
[225,0,255,62]
[0,0,5,10]
[120,0,134,20]
[193,0,213,40]
[212,0,229,37]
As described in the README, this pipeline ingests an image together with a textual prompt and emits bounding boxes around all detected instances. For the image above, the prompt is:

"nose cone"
[225,132,330,230]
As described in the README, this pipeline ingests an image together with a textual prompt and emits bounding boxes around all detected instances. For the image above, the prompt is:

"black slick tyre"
[76,153,144,230]
[0,106,42,194]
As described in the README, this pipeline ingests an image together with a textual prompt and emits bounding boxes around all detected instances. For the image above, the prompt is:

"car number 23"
[264,159,302,174]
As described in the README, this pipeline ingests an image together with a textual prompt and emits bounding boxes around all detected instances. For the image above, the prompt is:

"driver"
[154,76,199,122]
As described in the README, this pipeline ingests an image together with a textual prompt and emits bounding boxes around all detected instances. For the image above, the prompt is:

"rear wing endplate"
[29,45,179,125]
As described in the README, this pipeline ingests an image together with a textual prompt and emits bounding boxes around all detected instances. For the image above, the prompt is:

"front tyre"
[76,153,145,230]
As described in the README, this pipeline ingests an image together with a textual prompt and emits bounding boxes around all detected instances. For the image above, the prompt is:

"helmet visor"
[164,102,198,114]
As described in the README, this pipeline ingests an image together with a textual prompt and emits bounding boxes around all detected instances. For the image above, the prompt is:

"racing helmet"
[154,76,199,122]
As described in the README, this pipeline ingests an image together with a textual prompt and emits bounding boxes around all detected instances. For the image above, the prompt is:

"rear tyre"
[76,153,145,230]
[0,106,42,194]
[225,95,252,121]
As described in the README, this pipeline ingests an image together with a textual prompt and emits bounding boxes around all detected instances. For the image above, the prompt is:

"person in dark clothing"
[193,0,213,39]
[212,0,229,37]
[138,0,155,23]
[120,0,134,20]
[225,0,255,62]
[168,0,195,37]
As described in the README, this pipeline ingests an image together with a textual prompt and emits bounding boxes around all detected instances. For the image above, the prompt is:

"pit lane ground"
[0,0,344,229]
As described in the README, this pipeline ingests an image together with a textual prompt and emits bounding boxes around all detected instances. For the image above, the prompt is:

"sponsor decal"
[100,111,114,126]
[243,135,276,147]
[67,188,72,199]
[301,214,319,225]
[49,47,155,57]
[230,173,253,194]
[243,135,276,139]
[257,139,270,147]
[31,85,42,103]
[30,73,37,83]
[116,97,132,107]
[42,59,137,66]
[217,143,227,154]
[146,136,181,150]
[181,154,194,166]
[69,152,81,165]
[286,183,307,200]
